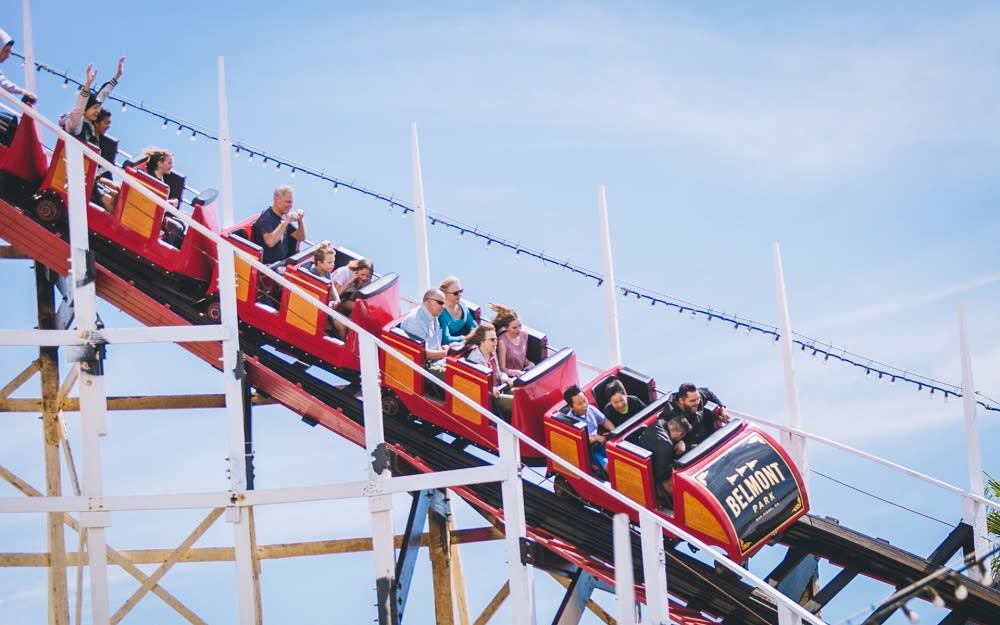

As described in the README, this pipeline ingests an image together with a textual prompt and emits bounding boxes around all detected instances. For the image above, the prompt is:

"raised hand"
[84,64,97,88]
[114,57,126,80]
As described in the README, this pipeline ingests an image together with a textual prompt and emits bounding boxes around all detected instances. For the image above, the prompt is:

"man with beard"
[662,382,730,447]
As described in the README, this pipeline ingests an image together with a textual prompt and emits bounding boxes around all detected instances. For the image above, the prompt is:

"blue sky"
[1,2,998,624]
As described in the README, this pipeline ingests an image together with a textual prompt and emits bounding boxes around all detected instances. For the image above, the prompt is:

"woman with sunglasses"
[438,276,478,345]
[462,322,512,419]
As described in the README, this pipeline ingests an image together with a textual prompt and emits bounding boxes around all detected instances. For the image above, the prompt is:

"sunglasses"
[449,289,464,296]
[429,299,445,305]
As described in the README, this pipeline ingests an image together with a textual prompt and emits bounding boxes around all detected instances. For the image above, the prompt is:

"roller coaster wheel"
[33,193,64,223]
[553,474,577,499]
[381,391,407,418]
[203,299,222,323]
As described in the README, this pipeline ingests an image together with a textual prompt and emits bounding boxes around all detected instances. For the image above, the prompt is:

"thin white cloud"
[340,6,1000,180]
[808,271,1000,327]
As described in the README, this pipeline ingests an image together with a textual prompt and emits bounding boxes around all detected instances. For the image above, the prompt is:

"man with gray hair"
[399,288,449,374]
[252,185,306,264]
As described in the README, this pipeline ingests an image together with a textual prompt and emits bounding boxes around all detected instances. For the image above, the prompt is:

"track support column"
[639,510,668,624]
[65,134,111,625]
[498,427,536,625]
[216,56,259,625]
[360,334,397,625]
[36,266,69,625]
[612,513,635,625]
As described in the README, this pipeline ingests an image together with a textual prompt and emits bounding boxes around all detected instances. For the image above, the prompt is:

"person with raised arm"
[58,58,125,145]
[252,185,306,265]
[0,28,36,103]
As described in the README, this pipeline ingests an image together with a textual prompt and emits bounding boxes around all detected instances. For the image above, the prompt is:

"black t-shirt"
[601,395,647,428]
[252,207,298,264]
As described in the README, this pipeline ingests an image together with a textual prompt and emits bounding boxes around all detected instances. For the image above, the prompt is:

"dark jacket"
[661,387,724,447]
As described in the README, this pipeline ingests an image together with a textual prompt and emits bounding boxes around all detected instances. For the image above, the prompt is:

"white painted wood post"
[498,426,536,625]
[773,243,806,625]
[216,57,257,625]
[64,138,111,625]
[21,0,37,95]
[411,123,431,295]
[639,510,668,624]
[217,56,235,228]
[360,334,397,624]
[773,243,807,489]
[613,513,636,625]
[598,185,622,366]
[958,305,988,564]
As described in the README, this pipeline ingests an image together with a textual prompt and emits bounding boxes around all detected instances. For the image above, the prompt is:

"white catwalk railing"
[0,94,829,625]
[732,409,1000,514]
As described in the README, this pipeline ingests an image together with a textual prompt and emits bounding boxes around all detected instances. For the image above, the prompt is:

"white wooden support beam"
[0,325,229,347]
[498,426,536,625]
[64,134,111,625]
[773,242,807,494]
[0,465,507,514]
[597,185,622,366]
[612,513,635,625]
[360,333,397,625]
[638,510,668,624]
[21,0,37,95]
[215,55,257,625]
[411,122,431,294]
[958,305,988,564]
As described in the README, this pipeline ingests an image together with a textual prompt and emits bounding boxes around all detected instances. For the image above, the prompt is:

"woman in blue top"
[438,276,477,344]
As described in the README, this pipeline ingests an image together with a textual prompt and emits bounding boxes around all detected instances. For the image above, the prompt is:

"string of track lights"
[836,543,996,625]
[17,53,999,414]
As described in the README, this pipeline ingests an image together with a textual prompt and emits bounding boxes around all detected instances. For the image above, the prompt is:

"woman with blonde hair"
[462,322,512,419]
[438,276,477,345]
[490,303,534,377]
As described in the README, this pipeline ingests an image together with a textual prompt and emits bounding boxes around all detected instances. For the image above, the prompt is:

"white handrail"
[732,409,999,512]
[0,92,830,624]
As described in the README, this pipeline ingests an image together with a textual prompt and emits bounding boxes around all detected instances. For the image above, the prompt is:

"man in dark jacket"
[661,382,730,447]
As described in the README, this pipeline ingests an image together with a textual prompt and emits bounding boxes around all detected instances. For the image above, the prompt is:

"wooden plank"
[248,508,263,625]
[0,393,276,413]
[35,262,70,625]
[0,359,40,400]
[110,508,225,624]
[448,500,472,625]
[0,245,30,259]
[0,528,506,567]
[472,582,509,625]
[54,365,79,413]
[428,510,455,625]
[0,463,208,625]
